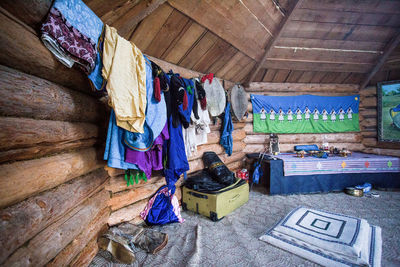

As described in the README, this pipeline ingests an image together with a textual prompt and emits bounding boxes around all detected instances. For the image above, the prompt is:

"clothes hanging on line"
[102,24,147,133]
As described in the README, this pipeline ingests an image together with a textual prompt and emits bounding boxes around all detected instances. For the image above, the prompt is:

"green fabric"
[125,170,148,187]
[253,113,360,133]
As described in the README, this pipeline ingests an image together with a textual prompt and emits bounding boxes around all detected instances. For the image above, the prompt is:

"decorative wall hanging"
[377,80,400,142]
[250,94,360,133]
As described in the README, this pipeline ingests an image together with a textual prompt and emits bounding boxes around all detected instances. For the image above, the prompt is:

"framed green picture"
[377,80,400,142]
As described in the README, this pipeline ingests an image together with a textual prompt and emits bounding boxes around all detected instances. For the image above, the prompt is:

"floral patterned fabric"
[53,0,103,45]
[41,7,96,73]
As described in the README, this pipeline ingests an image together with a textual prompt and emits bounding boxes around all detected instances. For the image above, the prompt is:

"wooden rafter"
[360,30,400,89]
[246,0,303,84]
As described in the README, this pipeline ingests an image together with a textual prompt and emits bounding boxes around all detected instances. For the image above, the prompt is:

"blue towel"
[144,56,167,140]
[103,110,139,170]
[220,102,233,156]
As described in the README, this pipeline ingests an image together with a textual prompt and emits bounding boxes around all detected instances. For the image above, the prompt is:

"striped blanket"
[276,152,400,176]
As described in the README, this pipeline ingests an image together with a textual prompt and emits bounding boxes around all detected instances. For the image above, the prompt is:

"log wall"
[0,6,109,266]
[360,86,400,157]
[244,82,365,154]
[0,4,246,265]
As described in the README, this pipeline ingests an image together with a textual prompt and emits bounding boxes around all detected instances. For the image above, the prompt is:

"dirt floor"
[90,186,400,267]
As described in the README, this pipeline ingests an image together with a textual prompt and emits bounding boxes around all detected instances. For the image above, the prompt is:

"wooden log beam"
[69,237,99,267]
[108,198,148,226]
[0,0,51,30]
[46,208,109,267]
[3,189,109,266]
[110,180,166,211]
[0,148,102,208]
[246,82,359,92]
[0,117,99,151]
[0,168,108,263]
[244,143,365,153]
[106,174,164,193]
[0,138,98,163]
[0,9,92,94]
[360,30,400,89]
[363,138,400,149]
[0,66,104,122]
[246,0,303,84]
[362,148,400,157]
[244,132,362,144]
[147,55,235,88]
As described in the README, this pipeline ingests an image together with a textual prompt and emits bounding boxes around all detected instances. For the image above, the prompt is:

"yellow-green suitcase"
[182,179,249,221]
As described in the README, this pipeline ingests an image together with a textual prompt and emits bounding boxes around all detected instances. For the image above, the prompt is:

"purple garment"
[125,123,169,178]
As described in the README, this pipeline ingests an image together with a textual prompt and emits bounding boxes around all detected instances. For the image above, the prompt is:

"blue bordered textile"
[260,207,382,267]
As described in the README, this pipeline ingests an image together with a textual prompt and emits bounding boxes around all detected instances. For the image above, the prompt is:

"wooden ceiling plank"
[285,70,304,83]
[94,0,141,26]
[160,20,195,60]
[388,69,400,81]
[207,45,238,74]
[343,73,364,84]
[360,30,400,89]
[300,0,400,15]
[130,4,173,51]
[145,10,190,58]
[114,0,167,38]
[215,51,245,78]
[310,72,329,83]
[168,0,266,60]
[272,70,291,83]
[84,0,128,18]
[163,22,206,64]
[262,69,278,82]
[246,0,303,84]
[320,72,339,83]
[192,38,232,73]
[241,0,279,35]
[253,69,266,82]
[267,47,378,64]
[238,61,257,83]
[334,72,352,84]
[224,55,253,82]
[263,59,372,73]
[282,21,396,43]
[297,71,315,83]
[179,31,219,70]
[292,8,400,27]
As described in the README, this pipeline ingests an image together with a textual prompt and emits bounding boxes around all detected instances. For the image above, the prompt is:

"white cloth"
[260,207,382,267]
[183,100,211,157]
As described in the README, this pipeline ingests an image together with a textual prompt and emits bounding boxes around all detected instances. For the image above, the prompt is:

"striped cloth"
[276,152,400,176]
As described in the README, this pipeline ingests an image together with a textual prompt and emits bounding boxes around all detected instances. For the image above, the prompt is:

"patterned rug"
[90,188,400,267]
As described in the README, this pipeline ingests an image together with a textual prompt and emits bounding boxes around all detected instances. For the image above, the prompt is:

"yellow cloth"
[102,25,146,133]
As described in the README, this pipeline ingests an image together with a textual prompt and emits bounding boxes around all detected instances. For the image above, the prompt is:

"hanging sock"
[154,77,161,102]
[183,90,188,110]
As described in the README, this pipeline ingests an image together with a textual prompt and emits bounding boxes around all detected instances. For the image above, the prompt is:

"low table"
[246,153,400,195]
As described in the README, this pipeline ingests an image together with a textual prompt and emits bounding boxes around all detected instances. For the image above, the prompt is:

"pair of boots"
[98,223,168,264]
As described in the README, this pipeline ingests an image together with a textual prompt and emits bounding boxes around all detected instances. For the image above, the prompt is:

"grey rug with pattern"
[90,188,400,267]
